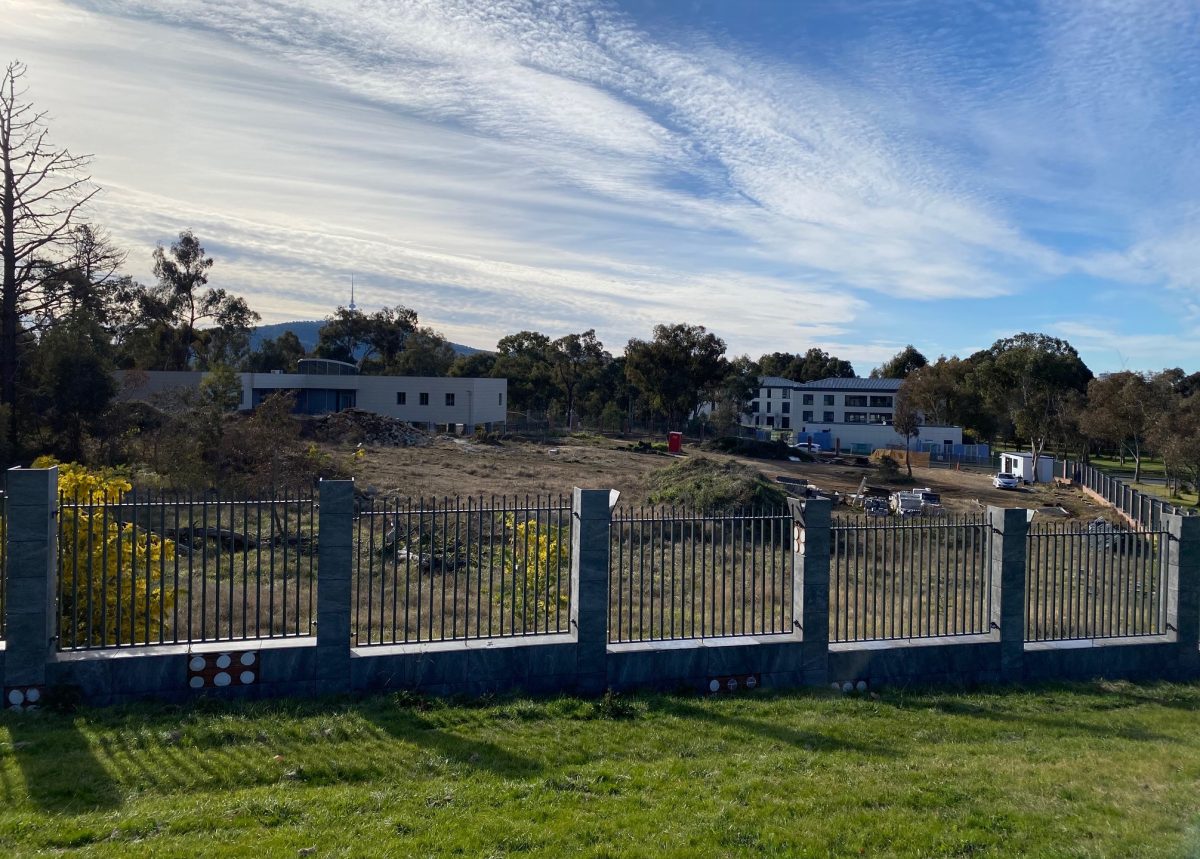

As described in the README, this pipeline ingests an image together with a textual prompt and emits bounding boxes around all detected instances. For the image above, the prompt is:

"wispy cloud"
[4,0,1199,369]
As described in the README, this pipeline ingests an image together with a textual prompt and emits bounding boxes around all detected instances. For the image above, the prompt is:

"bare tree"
[1,60,97,444]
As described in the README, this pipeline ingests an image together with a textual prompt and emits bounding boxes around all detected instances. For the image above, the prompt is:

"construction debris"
[302,409,431,447]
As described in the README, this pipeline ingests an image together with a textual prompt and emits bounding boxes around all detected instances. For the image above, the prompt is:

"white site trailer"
[1000,452,1055,484]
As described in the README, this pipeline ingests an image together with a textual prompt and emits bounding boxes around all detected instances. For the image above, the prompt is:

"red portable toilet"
[667,431,683,453]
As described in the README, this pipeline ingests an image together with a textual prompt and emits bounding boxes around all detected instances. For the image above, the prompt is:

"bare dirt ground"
[334,434,1111,522]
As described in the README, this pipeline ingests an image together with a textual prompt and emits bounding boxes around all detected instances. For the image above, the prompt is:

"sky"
[5,0,1200,373]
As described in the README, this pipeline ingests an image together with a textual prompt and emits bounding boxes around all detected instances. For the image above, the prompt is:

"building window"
[781,402,790,414]
[445,393,455,406]
[845,412,867,424]
[870,395,894,408]
[802,394,813,405]
[823,394,835,406]
[781,417,790,429]
[751,400,760,413]
[781,389,790,399]
[870,412,890,424]
[823,411,835,422]
[499,393,504,405]
[420,392,429,406]
[396,392,406,405]
[766,402,772,414]
[766,416,774,427]
[766,388,772,398]
[802,410,813,422]
[845,395,868,407]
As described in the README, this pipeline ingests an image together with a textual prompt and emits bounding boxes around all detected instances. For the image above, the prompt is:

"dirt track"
[337,435,1111,522]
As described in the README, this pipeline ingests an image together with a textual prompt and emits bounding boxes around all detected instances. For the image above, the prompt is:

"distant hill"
[251,321,484,356]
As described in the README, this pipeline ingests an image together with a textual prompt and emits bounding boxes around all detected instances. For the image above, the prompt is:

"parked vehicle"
[790,441,823,453]
[993,472,1020,490]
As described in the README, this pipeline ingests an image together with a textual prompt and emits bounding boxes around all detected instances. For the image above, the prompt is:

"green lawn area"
[1088,455,1168,478]
[4,683,1200,857]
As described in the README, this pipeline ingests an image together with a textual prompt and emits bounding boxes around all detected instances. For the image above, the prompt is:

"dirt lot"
[336,434,1111,522]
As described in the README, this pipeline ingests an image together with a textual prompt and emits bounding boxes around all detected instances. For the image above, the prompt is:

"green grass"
[1088,455,1168,478]
[4,682,1200,857]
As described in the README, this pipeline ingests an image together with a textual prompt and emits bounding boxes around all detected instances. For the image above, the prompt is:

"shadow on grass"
[876,682,1177,741]
[651,696,897,756]
[4,715,122,813]
[360,706,543,779]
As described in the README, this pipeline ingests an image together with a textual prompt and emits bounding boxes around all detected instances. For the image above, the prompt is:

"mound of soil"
[301,409,430,447]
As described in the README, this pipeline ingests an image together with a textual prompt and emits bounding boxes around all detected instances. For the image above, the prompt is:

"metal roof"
[757,376,799,388]
[796,377,904,391]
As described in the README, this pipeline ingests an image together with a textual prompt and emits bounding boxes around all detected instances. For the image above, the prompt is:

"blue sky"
[6,0,1200,372]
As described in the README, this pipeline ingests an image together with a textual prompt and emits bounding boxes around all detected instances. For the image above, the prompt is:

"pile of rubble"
[303,409,430,447]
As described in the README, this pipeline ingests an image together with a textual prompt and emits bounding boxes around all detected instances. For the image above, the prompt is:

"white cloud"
[3,0,1198,364]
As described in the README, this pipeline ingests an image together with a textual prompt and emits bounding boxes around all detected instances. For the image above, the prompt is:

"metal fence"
[608,506,793,643]
[1068,459,1194,529]
[0,490,6,640]
[352,495,574,646]
[56,492,318,650]
[1026,522,1168,642]
[830,515,992,642]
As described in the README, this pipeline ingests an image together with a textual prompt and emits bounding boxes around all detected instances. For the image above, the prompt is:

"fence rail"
[830,515,991,642]
[56,492,317,650]
[608,506,793,643]
[351,495,574,646]
[1026,523,1168,642]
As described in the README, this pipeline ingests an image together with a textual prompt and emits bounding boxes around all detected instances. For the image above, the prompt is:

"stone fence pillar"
[316,479,354,693]
[791,497,831,687]
[571,488,613,695]
[3,466,59,704]
[989,506,1028,682]
[1166,514,1200,677]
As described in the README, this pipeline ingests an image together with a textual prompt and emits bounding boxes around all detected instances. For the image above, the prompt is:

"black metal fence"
[1026,522,1168,642]
[56,492,318,650]
[608,506,793,643]
[0,490,6,640]
[351,495,574,645]
[829,515,992,642]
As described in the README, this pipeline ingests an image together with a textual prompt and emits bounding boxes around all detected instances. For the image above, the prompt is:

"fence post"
[988,506,1028,683]
[1166,514,1200,677]
[316,479,354,693]
[791,497,831,687]
[570,488,613,695]
[3,466,58,702]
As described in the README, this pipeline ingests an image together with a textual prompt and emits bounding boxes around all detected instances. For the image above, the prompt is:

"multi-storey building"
[744,376,963,454]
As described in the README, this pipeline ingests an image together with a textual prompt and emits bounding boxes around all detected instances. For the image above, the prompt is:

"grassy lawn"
[3,683,1200,858]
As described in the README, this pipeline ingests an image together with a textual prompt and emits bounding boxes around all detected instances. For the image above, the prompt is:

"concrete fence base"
[4,468,1200,709]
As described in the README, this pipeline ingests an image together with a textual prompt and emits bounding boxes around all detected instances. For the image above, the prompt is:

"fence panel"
[1025,523,1168,642]
[0,489,6,641]
[829,515,991,643]
[352,495,574,646]
[608,506,792,643]
[57,491,318,650]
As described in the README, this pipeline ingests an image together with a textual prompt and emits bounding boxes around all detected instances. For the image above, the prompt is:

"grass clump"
[647,456,786,510]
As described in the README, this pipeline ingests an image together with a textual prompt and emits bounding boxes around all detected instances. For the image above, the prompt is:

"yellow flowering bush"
[34,456,176,647]
[502,516,571,619]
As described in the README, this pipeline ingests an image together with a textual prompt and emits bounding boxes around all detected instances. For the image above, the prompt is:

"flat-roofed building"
[119,359,507,433]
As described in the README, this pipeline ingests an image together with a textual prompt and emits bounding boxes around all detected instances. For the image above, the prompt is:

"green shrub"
[647,456,786,511]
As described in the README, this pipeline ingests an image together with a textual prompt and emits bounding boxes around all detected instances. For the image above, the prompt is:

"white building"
[745,376,963,455]
[120,359,507,433]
